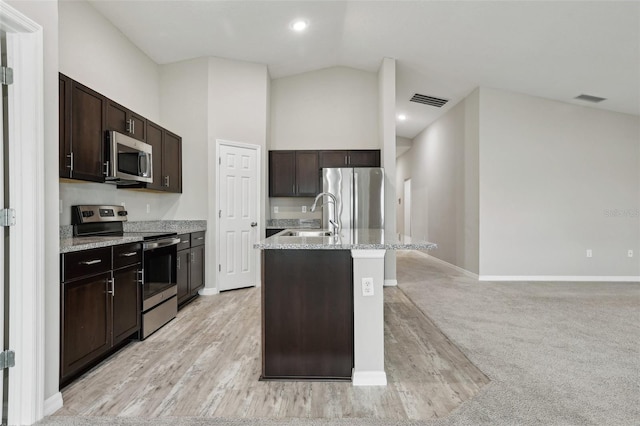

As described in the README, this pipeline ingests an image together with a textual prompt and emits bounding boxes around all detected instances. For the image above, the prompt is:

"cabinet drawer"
[176,234,191,251]
[63,247,111,281]
[113,243,142,269]
[190,231,205,247]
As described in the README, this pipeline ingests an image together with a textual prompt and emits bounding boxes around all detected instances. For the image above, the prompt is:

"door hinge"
[218,210,221,218]
[218,264,221,272]
[0,350,15,369]
[218,157,221,165]
[0,208,16,227]
[0,67,13,85]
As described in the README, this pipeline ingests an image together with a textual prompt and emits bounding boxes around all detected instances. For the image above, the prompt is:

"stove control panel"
[72,205,128,224]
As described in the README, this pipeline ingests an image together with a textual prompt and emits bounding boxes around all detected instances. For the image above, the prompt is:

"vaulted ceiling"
[88,0,640,139]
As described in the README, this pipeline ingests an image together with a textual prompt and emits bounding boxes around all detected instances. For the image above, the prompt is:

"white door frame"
[0,3,45,425]
[214,139,262,292]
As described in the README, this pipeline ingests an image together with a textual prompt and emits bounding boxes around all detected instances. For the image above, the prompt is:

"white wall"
[378,58,397,284]
[7,0,60,406]
[479,88,640,278]
[397,89,480,274]
[58,0,160,121]
[58,0,180,225]
[207,57,270,291]
[270,66,379,150]
[160,58,209,220]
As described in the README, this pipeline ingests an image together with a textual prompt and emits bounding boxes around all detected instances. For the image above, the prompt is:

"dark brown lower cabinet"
[262,249,353,380]
[177,232,206,307]
[60,244,142,387]
[61,272,112,383]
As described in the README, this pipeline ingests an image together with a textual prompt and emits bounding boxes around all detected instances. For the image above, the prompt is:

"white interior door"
[218,143,258,291]
[404,178,412,237]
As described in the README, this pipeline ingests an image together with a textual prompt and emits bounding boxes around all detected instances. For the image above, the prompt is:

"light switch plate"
[362,277,374,296]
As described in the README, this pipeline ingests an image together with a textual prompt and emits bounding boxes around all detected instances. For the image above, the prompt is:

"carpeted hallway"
[39,251,639,426]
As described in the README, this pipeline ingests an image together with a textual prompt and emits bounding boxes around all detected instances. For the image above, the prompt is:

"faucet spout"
[311,192,341,234]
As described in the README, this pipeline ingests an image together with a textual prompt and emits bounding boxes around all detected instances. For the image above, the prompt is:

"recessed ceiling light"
[398,114,407,121]
[290,19,308,32]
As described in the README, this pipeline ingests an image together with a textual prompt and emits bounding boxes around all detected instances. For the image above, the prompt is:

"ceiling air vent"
[574,94,606,103]
[410,93,449,108]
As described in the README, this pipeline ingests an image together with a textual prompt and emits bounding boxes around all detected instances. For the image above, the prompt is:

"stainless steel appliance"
[104,130,153,185]
[321,168,384,230]
[71,205,179,340]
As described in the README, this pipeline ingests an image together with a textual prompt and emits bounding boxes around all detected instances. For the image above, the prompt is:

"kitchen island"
[255,229,436,385]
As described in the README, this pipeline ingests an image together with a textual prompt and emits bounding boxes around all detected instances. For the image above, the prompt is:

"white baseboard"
[352,370,387,386]
[44,392,63,416]
[479,275,640,282]
[198,287,219,296]
[383,279,397,287]
[413,252,480,279]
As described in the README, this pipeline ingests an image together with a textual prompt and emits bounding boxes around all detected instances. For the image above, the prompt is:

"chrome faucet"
[311,192,341,234]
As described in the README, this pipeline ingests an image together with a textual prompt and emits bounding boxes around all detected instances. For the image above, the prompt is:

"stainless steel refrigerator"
[321,168,384,230]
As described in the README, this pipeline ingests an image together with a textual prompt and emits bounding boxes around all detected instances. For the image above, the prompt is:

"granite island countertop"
[254,228,437,250]
[60,220,207,254]
[265,219,321,230]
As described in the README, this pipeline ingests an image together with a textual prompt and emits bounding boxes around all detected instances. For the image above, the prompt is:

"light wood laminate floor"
[54,286,489,420]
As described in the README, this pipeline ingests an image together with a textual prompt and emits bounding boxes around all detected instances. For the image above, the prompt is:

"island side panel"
[262,249,353,380]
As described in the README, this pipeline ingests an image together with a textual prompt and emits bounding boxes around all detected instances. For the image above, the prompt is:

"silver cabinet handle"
[106,278,115,295]
[177,257,180,269]
[345,155,348,165]
[126,118,132,133]
[103,160,110,176]
[164,175,170,187]
[250,222,257,227]
[137,270,144,285]
[195,236,204,240]
[132,120,135,135]
[67,152,74,172]
[191,251,196,264]
[119,252,137,257]
[80,259,101,265]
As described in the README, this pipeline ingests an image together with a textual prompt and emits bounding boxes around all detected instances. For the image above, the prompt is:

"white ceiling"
[88,0,640,139]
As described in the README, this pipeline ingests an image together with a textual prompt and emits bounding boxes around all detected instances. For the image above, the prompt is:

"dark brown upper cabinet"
[319,150,380,168]
[59,74,107,182]
[269,151,319,197]
[106,100,146,142]
[59,73,182,192]
[145,121,182,193]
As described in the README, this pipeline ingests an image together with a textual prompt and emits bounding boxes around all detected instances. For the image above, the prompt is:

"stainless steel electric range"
[72,205,180,339]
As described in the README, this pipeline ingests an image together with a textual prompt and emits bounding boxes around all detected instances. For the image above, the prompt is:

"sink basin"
[279,230,334,237]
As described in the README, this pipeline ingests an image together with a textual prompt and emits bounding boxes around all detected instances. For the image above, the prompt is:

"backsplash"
[60,220,207,239]
[268,197,322,220]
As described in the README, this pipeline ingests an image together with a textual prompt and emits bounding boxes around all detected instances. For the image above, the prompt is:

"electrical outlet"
[274,206,279,214]
[628,250,634,258]
[302,206,307,213]
[146,204,150,214]
[121,202,126,208]
[586,249,592,258]
[362,277,374,296]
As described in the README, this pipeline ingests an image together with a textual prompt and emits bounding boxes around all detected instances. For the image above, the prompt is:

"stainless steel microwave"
[104,130,153,185]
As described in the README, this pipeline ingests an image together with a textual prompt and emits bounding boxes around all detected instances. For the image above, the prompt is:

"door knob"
[250,222,257,227]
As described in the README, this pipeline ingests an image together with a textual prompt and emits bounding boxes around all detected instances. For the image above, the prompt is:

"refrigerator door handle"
[353,171,358,228]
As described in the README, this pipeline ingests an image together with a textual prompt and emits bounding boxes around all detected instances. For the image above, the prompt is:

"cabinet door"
[112,265,141,344]
[295,151,319,196]
[70,81,106,182]
[190,245,205,296]
[145,121,164,191]
[59,74,72,178]
[348,150,380,167]
[128,112,146,142]
[319,150,348,168]
[163,130,182,193]
[61,272,112,382]
[106,100,128,135]
[176,250,190,305]
[269,151,295,196]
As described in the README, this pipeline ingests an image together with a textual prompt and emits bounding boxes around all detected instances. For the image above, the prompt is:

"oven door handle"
[143,237,181,251]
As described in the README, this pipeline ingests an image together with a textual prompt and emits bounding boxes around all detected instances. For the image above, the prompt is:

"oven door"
[142,240,178,309]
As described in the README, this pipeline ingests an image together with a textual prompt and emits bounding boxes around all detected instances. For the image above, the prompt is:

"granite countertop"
[60,220,207,254]
[266,219,321,229]
[254,228,437,251]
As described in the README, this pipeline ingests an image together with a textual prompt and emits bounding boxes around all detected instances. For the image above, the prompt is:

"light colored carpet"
[39,251,639,426]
